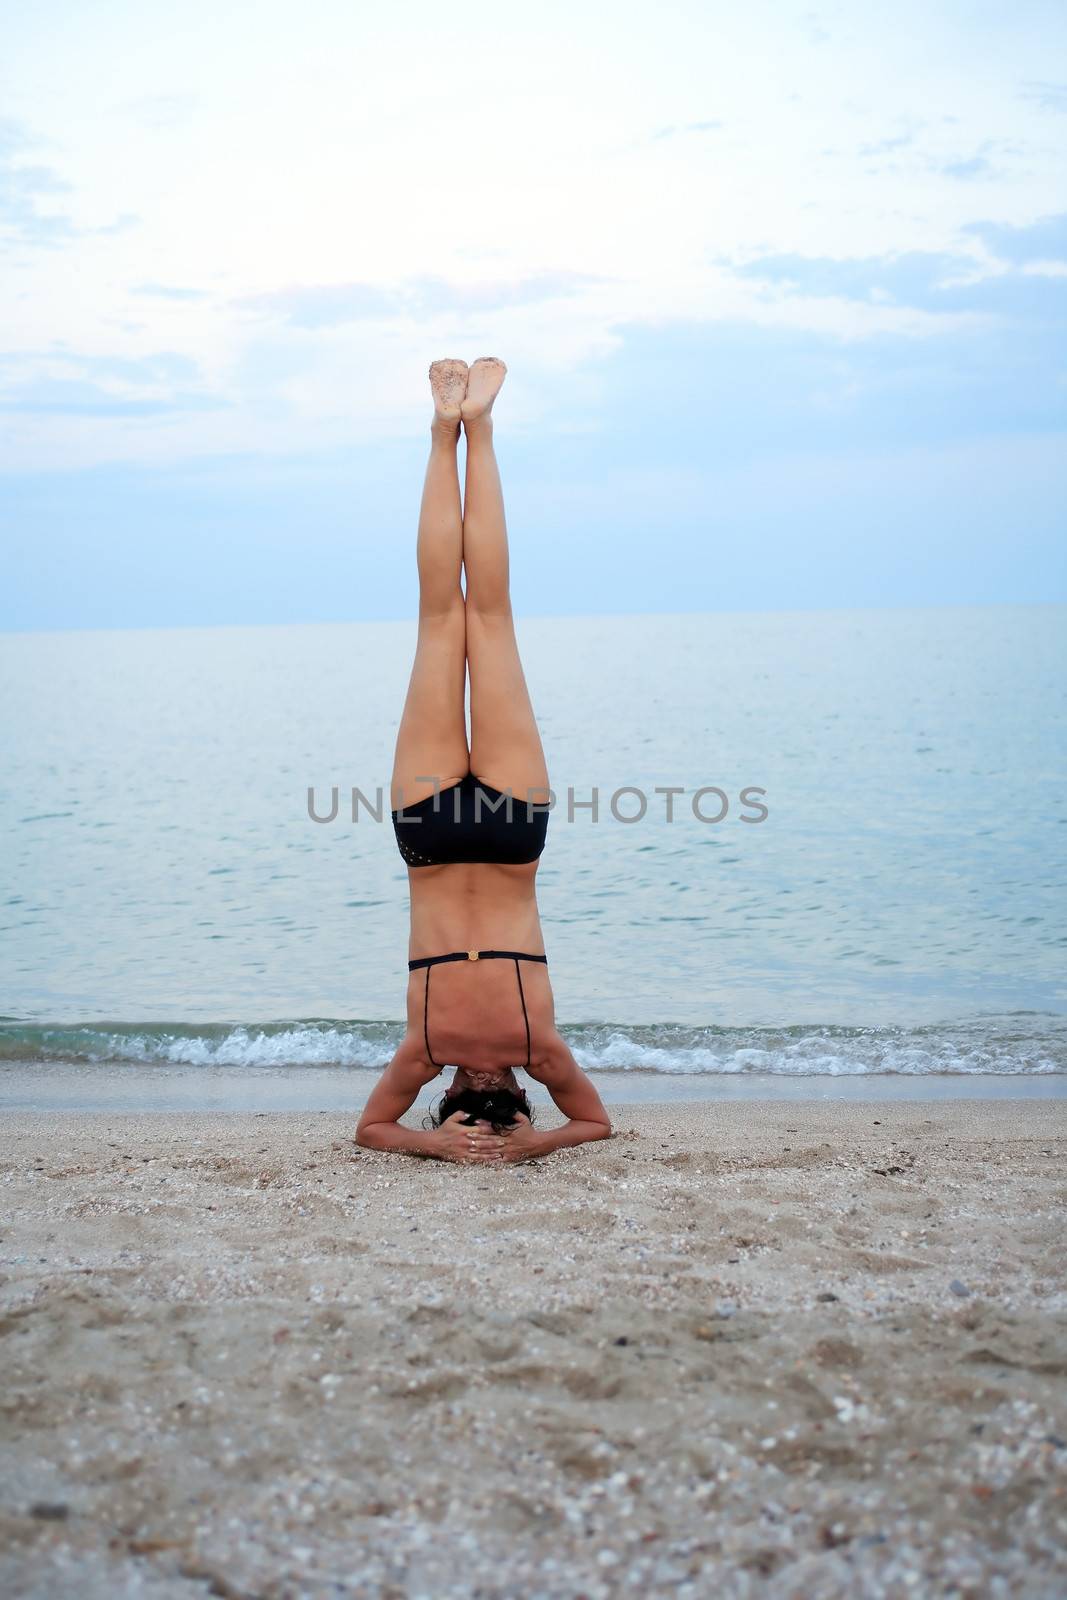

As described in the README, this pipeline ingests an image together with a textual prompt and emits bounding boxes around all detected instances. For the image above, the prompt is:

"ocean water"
[1,606,1065,1078]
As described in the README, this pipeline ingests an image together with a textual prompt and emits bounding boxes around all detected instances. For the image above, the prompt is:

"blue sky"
[1,0,1065,629]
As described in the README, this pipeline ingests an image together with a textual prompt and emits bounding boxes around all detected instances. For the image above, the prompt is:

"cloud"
[729,248,967,306]
[242,283,398,328]
[650,120,724,142]
[4,315,1064,630]
[131,282,210,301]
[799,10,831,45]
[726,226,1067,324]
[939,154,992,180]
[964,211,1067,265]
[0,118,77,250]
[0,118,136,250]
[94,213,140,237]
[1020,79,1067,112]
[579,316,1067,461]
[242,270,605,328]
[858,131,917,157]
[414,271,606,313]
[0,348,222,416]
[114,93,200,131]
[0,382,201,417]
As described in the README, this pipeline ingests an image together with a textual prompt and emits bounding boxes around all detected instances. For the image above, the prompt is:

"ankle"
[462,413,494,445]
[430,417,460,447]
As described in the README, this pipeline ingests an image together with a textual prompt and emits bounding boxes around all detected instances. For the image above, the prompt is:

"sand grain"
[1,1100,1065,1598]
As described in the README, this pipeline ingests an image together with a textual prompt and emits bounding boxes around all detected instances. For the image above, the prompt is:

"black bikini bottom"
[408,949,548,1070]
[392,773,549,868]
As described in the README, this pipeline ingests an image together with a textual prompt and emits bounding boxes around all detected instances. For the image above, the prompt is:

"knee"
[464,594,513,624]
[418,590,466,627]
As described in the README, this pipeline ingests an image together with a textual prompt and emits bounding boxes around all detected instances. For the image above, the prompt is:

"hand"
[494,1113,545,1163]
[433,1112,506,1165]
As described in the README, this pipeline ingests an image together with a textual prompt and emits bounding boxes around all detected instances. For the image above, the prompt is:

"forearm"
[355,1122,441,1158]
[532,1119,611,1156]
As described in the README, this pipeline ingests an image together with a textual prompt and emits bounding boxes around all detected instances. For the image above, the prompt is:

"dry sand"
[1,1099,1065,1599]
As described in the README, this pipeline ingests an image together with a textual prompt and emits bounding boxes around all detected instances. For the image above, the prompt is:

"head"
[429,1084,534,1134]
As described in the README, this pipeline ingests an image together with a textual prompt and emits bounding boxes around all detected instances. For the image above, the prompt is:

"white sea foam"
[2,1016,1064,1075]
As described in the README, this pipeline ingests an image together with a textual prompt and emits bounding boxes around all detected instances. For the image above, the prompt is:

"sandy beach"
[2,1099,1065,1599]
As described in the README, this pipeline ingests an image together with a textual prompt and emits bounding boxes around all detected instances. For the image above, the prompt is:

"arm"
[514,1034,612,1158]
[354,1044,508,1163]
[354,1044,443,1157]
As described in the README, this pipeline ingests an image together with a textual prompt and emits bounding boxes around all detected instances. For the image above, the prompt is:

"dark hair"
[429,1085,534,1134]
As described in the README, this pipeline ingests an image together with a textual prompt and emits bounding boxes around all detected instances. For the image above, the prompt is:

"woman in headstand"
[355,358,611,1165]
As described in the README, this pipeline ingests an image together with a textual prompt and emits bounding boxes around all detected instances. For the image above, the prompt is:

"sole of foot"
[461,357,507,424]
[429,359,469,424]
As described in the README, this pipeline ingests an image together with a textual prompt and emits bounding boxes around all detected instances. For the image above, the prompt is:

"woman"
[355,358,611,1165]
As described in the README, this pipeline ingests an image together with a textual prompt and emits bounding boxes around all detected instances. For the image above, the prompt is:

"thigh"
[390,600,469,810]
[466,609,549,799]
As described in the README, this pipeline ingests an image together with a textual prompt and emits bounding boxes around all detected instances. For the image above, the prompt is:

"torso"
[403,860,557,1071]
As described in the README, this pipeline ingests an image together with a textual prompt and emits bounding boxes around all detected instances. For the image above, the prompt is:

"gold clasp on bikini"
[467,949,479,961]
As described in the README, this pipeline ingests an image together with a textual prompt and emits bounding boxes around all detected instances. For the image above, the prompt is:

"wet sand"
[3,1061,1065,1114]
[2,1100,1065,1598]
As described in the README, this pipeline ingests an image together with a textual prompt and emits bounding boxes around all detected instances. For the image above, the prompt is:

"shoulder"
[390,1032,442,1083]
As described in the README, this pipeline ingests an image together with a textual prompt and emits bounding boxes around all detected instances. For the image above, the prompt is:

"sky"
[1,0,1065,630]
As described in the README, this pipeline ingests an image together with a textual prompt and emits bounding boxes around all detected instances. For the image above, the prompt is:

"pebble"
[949,1279,972,1297]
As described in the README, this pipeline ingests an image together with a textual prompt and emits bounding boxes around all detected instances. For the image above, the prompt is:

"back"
[405,943,557,1073]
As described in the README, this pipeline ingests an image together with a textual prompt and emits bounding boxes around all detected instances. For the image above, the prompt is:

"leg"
[461,360,549,802]
[390,362,470,812]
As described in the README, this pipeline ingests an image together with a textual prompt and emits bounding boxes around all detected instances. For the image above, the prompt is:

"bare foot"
[461,356,507,425]
[428,359,468,430]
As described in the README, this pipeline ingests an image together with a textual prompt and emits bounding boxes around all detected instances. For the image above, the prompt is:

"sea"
[2,606,1066,1105]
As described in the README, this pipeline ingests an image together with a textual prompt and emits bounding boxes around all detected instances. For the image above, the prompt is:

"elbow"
[354,1121,384,1150]
[593,1117,612,1141]
[526,1060,566,1093]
